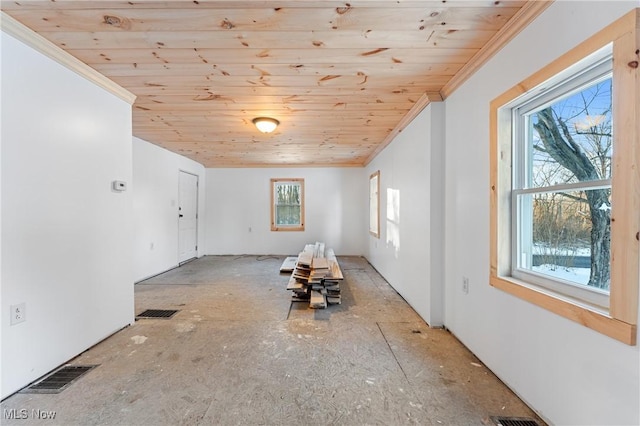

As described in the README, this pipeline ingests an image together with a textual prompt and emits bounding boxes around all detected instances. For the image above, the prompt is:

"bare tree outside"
[528,77,612,290]
[275,183,302,225]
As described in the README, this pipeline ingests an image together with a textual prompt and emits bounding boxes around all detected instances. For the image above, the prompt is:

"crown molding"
[440,0,554,99]
[364,1,553,166]
[1,11,136,105]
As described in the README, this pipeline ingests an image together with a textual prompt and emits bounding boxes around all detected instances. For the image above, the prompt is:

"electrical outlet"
[10,303,26,325]
[462,277,469,295]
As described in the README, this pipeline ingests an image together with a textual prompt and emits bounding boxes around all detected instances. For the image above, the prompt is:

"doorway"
[178,171,198,264]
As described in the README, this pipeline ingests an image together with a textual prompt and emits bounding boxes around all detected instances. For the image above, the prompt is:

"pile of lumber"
[286,242,343,309]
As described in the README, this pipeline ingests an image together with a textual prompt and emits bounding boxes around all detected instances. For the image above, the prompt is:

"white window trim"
[507,52,613,309]
[490,9,639,345]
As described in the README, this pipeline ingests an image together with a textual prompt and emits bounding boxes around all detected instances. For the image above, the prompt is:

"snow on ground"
[532,264,590,285]
[533,243,590,256]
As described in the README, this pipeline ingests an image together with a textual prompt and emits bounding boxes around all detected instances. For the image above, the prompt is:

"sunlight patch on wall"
[386,188,400,257]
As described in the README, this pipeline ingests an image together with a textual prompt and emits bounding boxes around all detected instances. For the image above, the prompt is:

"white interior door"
[178,171,198,263]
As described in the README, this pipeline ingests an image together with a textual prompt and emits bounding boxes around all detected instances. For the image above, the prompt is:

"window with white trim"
[490,9,639,345]
[511,49,612,309]
[271,178,304,231]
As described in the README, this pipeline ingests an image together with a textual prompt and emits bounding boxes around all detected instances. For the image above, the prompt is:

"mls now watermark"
[4,408,57,420]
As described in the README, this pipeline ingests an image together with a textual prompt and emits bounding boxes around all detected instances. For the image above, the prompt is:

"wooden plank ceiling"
[1,1,544,167]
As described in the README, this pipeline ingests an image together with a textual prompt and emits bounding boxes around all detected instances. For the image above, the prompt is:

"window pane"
[275,205,300,226]
[517,188,611,292]
[276,183,300,205]
[526,78,612,188]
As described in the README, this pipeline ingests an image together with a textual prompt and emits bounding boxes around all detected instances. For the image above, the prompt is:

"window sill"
[490,275,636,345]
[271,226,304,232]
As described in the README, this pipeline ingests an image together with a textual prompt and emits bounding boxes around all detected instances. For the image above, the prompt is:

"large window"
[512,53,612,309]
[490,9,639,345]
[271,178,304,231]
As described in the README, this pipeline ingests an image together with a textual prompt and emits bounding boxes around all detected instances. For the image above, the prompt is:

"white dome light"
[252,117,279,133]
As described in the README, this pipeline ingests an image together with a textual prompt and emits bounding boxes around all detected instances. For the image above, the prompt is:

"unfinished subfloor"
[1,256,543,425]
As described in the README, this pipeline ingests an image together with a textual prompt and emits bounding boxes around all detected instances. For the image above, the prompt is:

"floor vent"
[491,416,540,426]
[22,365,98,394]
[136,309,179,319]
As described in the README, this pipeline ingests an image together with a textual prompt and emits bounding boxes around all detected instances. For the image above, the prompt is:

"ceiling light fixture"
[252,117,279,133]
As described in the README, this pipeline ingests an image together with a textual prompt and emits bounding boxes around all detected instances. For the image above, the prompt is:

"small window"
[271,178,304,232]
[369,170,380,238]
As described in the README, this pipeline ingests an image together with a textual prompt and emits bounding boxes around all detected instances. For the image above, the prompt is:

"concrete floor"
[1,255,542,425]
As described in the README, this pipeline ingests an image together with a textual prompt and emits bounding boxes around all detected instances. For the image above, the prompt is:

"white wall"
[1,32,134,398]
[442,2,639,425]
[365,103,446,327]
[206,168,365,256]
[133,137,206,282]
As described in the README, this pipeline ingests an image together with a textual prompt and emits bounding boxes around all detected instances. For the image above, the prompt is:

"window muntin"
[271,178,304,231]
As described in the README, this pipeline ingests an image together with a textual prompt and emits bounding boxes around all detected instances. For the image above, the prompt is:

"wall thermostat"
[112,180,127,192]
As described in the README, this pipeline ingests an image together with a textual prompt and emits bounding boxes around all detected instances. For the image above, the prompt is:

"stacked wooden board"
[279,256,298,273]
[286,242,344,309]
